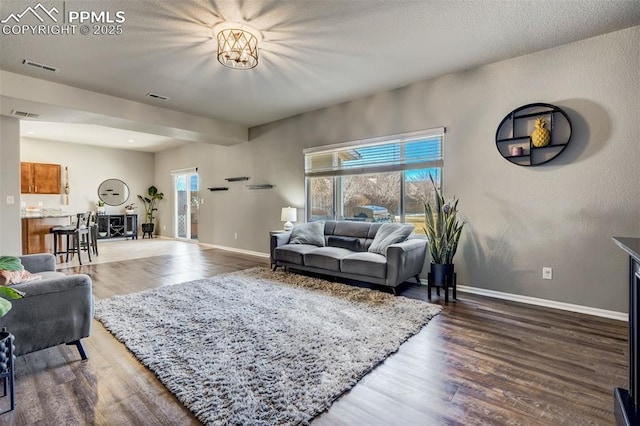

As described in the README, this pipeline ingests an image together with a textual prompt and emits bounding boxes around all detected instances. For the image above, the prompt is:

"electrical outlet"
[6,196,14,204]
[234,233,238,240]
[38,201,43,207]
[542,267,553,280]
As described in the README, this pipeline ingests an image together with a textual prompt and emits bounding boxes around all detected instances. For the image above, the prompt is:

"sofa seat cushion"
[274,244,318,266]
[304,247,354,272]
[341,252,387,279]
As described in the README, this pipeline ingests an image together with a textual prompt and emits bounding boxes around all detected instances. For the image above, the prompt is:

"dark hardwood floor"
[1,243,627,425]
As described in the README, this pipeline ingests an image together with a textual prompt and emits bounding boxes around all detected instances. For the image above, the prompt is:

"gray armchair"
[0,253,93,359]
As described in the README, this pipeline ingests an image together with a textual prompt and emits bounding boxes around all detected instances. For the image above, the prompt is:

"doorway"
[173,169,199,241]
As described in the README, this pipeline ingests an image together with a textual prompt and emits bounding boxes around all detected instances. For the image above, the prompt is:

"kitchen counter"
[21,215,72,255]
[21,210,72,219]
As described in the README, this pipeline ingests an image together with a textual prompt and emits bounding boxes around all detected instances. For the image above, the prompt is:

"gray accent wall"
[0,116,21,255]
[156,26,639,312]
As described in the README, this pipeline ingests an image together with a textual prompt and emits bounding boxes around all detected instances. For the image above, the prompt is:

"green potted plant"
[423,174,465,287]
[0,287,23,318]
[137,186,164,238]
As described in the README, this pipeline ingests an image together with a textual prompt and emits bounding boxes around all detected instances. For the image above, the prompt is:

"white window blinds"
[304,127,444,177]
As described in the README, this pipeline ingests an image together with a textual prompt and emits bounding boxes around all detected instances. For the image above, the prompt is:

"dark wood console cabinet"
[613,237,640,426]
[97,214,138,240]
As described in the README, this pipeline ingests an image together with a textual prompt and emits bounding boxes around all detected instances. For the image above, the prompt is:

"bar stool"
[51,212,92,265]
[88,212,99,256]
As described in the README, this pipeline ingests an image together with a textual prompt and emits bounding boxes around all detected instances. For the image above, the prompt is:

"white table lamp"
[281,207,297,231]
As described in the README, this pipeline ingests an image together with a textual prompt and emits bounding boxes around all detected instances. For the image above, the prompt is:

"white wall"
[0,116,21,255]
[21,138,154,217]
[156,26,639,312]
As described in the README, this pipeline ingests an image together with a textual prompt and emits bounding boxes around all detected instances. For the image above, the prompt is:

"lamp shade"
[281,207,297,222]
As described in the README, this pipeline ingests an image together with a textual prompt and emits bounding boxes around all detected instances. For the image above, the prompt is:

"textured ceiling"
[1,0,639,150]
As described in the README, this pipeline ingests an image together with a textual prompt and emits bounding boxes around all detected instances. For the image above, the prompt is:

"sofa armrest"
[0,273,93,356]
[386,238,427,287]
[11,273,92,296]
[270,232,292,261]
[19,253,56,273]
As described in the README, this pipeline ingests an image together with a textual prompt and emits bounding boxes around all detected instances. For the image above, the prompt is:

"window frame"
[304,127,445,224]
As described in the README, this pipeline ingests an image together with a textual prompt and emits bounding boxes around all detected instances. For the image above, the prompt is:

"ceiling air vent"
[22,59,59,72]
[146,92,170,101]
[10,110,40,118]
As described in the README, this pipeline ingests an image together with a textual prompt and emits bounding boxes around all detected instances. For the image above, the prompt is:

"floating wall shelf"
[495,103,572,167]
[246,184,273,190]
[207,187,229,191]
[225,177,250,182]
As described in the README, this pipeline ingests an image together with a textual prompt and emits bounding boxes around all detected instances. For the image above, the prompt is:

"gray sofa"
[271,220,427,294]
[0,253,93,359]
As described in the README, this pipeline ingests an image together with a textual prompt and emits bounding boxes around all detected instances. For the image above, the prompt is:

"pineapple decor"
[531,116,551,147]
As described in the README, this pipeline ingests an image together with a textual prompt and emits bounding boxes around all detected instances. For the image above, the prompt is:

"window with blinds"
[304,127,445,231]
[304,128,444,177]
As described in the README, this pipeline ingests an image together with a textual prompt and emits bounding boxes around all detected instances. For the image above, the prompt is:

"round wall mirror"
[98,179,130,206]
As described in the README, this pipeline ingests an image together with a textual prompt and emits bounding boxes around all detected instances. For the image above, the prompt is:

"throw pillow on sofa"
[290,222,325,247]
[0,256,42,286]
[328,236,362,251]
[368,223,414,256]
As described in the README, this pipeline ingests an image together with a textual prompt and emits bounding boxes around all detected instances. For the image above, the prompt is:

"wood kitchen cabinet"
[21,162,61,194]
[21,216,71,254]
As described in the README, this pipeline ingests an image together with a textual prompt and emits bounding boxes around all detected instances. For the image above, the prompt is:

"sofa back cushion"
[323,221,386,252]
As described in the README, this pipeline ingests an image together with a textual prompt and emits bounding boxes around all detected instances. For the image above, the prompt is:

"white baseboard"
[202,243,270,259]
[456,284,627,322]
[194,244,627,321]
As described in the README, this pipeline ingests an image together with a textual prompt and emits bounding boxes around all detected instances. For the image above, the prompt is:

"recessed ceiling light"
[128,139,135,143]
[27,131,35,135]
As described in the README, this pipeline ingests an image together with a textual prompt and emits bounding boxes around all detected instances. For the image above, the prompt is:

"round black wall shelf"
[495,103,572,166]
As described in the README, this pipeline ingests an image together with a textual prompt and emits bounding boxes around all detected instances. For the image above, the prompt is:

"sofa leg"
[415,275,422,285]
[67,340,88,360]
[272,264,278,271]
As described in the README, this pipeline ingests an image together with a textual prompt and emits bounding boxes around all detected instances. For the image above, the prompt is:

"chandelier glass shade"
[216,28,259,70]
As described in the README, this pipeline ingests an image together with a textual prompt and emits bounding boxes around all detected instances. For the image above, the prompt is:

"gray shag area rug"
[94,267,441,425]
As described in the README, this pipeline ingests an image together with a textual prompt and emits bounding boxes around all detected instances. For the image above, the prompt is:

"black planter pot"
[141,223,154,239]
[0,330,16,412]
[427,263,457,303]
[430,263,454,286]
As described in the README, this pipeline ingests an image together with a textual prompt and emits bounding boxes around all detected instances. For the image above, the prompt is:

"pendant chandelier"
[215,25,259,70]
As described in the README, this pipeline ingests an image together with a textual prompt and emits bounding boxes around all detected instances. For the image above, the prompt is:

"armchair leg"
[415,275,422,285]
[272,264,278,271]
[67,340,88,360]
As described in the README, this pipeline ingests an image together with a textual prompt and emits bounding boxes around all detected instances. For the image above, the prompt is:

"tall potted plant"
[423,174,465,286]
[137,185,164,238]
